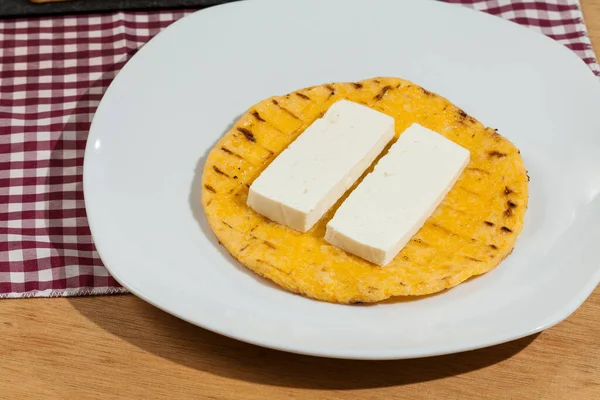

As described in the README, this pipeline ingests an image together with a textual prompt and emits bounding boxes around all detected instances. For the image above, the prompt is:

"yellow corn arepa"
[201,77,528,304]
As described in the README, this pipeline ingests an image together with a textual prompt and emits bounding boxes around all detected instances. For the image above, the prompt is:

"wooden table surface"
[3,3,600,399]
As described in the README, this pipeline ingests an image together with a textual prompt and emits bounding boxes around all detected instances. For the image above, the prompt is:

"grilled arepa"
[201,77,528,304]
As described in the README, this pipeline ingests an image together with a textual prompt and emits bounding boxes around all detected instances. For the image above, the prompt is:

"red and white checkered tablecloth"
[1,1,598,298]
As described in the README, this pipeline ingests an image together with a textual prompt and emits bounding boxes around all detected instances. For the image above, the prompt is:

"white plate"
[84,0,600,359]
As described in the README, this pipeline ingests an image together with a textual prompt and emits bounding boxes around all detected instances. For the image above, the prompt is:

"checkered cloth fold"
[1,1,598,298]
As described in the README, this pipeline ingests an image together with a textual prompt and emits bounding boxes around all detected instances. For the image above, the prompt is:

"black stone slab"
[0,0,241,18]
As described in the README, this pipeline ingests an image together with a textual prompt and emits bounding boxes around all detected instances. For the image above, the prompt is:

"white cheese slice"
[325,123,470,266]
[247,100,395,232]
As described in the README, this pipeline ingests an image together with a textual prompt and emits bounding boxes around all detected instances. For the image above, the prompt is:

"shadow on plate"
[68,294,539,390]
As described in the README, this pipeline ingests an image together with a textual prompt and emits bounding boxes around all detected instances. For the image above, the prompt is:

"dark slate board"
[0,0,241,18]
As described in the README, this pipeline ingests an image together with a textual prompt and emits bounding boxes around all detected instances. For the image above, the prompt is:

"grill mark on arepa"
[256,259,290,275]
[251,110,286,135]
[464,256,483,263]
[263,240,277,249]
[489,244,498,250]
[271,99,301,120]
[504,200,518,217]
[221,220,233,229]
[325,84,335,92]
[504,186,514,195]
[237,127,256,142]
[374,85,392,101]
[501,226,513,233]
[352,82,363,89]
[204,184,216,193]
[295,92,311,100]
[236,127,275,155]
[220,146,244,159]
[212,165,229,177]
[420,87,433,96]
[251,110,265,122]
[488,150,507,158]
[484,221,495,227]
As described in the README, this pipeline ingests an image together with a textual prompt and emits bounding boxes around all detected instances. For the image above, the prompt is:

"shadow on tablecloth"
[68,295,538,389]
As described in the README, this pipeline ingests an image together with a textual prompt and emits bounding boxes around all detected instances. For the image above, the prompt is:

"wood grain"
[3,2,600,398]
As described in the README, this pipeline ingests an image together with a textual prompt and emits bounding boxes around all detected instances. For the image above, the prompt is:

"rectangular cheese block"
[325,123,470,266]
[247,99,395,232]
